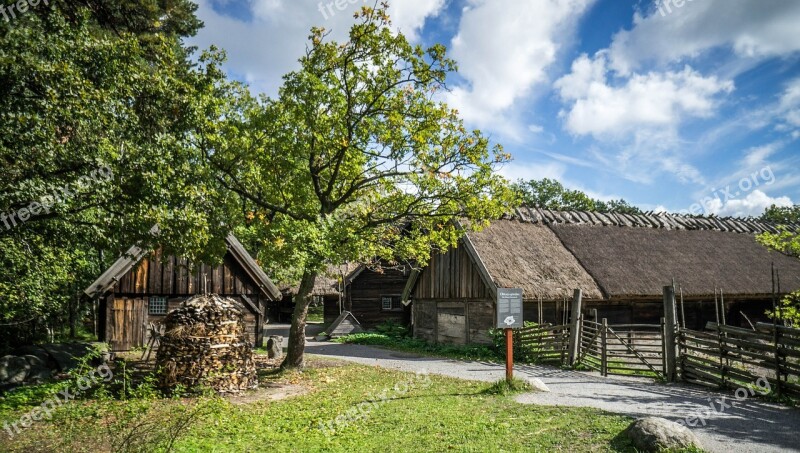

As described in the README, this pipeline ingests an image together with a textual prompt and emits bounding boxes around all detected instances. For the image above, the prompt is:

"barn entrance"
[108,298,148,351]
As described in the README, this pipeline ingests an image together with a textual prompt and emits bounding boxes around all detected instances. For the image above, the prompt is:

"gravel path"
[299,339,800,453]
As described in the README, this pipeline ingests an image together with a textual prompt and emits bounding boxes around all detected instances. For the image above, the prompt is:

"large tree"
[208,5,514,369]
[0,0,234,343]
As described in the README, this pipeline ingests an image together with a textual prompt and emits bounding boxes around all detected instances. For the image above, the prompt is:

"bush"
[490,321,544,364]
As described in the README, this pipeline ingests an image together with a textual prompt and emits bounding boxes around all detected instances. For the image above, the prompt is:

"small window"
[381,296,393,311]
[149,296,167,315]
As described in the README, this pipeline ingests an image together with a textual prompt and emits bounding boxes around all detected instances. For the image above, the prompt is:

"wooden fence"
[577,319,665,378]
[515,323,569,364]
[679,322,800,398]
[511,285,800,399]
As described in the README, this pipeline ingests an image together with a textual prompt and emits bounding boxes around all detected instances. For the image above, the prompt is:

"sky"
[189,0,800,217]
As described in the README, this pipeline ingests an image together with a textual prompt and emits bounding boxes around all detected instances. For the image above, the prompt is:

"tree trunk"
[281,269,318,370]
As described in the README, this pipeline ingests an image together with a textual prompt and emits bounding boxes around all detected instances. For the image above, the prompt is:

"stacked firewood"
[156,295,257,393]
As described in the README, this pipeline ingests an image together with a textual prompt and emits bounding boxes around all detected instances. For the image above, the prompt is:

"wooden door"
[108,298,147,351]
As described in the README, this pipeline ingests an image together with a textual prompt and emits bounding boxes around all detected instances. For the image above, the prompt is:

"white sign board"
[496,288,523,329]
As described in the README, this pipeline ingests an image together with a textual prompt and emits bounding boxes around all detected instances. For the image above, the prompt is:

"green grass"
[335,332,502,363]
[307,304,325,323]
[1,359,641,452]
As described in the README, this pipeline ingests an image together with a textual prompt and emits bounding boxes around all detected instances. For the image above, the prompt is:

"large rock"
[624,417,703,452]
[266,336,283,359]
[0,355,30,385]
[525,377,550,392]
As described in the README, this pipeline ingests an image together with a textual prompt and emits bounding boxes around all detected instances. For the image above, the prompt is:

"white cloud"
[779,78,800,130]
[445,0,596,138]
[743,143,781,167]
[608,1,800,76]
[556,54,734,138]
[191,0,446,95]
[706,190,792,218]
[497,161,566,183]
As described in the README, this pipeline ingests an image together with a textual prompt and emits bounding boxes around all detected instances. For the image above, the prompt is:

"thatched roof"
[466,220,603,300]
[550,224,800,298]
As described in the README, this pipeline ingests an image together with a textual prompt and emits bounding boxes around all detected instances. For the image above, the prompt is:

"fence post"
[601,318,608,377]
[661,317,667,377]
[663,285,678,382]
[568,289,583,366]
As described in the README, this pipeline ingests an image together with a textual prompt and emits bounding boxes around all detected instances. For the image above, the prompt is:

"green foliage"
[512,178,642,214]
[482,378,533,395]
[208,4,514,284]
[758,208,800,326]
[761,204,800,224]
[0,1,239,342]
[372,319,411,338]
[336,332,500,363]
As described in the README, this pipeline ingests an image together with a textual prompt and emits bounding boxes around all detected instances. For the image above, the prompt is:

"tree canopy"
[0,0,234,344]
[207,5,514,368]
[511,178,642,214]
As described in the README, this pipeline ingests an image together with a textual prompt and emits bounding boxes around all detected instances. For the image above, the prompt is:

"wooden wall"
[102,249,269,351]
[413,300,494,345]
[115,251,263,297]
[347,266,410,328]
[412,245,492,301]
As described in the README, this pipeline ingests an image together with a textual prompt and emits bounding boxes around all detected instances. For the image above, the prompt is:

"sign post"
[496,288,523,383]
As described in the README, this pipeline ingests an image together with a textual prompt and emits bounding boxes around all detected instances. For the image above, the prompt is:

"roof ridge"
[513,207,799,235]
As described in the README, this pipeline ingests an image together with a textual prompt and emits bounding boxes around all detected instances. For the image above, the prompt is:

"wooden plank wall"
[116,252,261,297]
[348,266,410,328]
[413,245,492,301]
[413,300,494,345]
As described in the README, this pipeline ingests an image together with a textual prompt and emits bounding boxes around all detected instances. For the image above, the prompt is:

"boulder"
[525,377,550,393]
[624,417,703,452]
[41,343,93,371]
[0,355,30,385]
[266,336,283,359]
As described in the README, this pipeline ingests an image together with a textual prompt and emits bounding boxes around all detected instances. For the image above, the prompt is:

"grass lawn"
[335,332,503,363]
[0,356,640,452]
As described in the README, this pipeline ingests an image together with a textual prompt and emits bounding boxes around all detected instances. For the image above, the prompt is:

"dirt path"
[304,341,800,453]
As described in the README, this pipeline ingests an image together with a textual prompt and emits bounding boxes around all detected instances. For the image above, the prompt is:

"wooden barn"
[333,262,412,328]
[84,233,282,351]
[406,208,800,345]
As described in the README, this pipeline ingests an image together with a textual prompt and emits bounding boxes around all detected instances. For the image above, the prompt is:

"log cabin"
[334,262,412,329]
[405,208,800,345]
[83,233,282,351]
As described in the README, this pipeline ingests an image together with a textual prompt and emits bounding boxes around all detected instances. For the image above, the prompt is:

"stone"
[624,417,703,452]
[525,377,550,392]
[41,343,93,371]
[267,336,283,359]
[0,355,30,385]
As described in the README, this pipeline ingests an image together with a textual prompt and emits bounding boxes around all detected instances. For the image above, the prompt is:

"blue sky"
[190,0,800,217]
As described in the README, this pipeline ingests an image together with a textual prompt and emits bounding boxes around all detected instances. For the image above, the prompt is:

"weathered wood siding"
[347,266,410,328]
[103,250,268,351]
[116,252,262,297]
[412,245,495,345]
[413,245,492,301]
[413,300,494,345]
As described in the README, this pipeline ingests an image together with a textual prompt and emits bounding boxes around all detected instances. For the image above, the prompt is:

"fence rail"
[508,286,800,400]
[678,322,800,398]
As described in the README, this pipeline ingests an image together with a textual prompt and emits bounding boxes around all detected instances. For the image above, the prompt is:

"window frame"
[380,295,403,312]
[148,296,168,315]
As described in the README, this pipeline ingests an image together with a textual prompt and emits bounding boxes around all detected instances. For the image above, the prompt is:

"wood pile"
[156,295,257,393]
